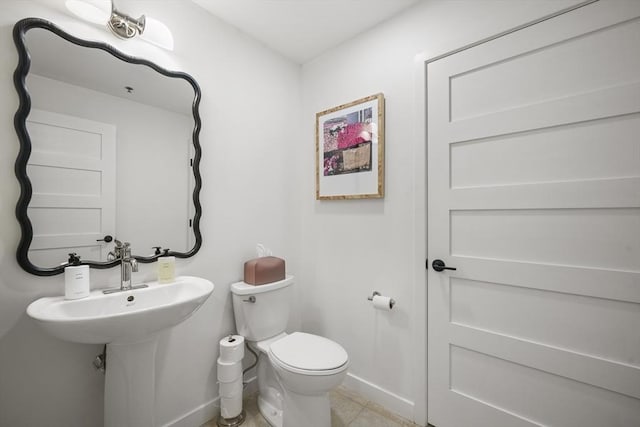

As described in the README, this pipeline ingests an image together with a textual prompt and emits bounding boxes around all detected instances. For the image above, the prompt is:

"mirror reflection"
[20,24,199,270]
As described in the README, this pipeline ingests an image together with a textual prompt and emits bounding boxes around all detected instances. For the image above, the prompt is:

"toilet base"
[258,394,283,427]
[257,390,331,427]
[282,390,331,427]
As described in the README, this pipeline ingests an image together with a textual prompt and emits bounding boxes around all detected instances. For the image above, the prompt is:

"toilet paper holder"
[367,291,396,309]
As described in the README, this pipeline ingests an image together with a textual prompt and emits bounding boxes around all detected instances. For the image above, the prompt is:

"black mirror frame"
[13,18,203,276]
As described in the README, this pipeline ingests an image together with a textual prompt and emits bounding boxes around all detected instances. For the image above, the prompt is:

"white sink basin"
[27,275,214,344]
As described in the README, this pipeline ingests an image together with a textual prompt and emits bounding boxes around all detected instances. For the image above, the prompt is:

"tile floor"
[202,385,421,427]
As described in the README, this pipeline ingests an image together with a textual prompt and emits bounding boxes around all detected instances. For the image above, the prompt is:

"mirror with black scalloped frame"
[13,18,202,276]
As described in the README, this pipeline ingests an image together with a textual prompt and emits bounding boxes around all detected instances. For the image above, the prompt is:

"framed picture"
[316,93,385,200]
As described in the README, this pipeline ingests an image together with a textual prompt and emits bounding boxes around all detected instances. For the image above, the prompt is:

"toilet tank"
[230,275,294,342]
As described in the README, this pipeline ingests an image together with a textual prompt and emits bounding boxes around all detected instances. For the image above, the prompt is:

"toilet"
[231,276,349,427]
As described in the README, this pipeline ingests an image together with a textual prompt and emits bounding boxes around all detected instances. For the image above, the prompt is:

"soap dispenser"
[64,253,90,300]
[157,248,175,284]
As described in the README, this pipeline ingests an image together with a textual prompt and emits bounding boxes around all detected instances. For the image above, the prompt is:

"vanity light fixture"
[65,0,174,50]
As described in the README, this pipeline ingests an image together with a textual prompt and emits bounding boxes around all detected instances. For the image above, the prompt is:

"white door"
[26,109,116,266]
[427,2,640,426]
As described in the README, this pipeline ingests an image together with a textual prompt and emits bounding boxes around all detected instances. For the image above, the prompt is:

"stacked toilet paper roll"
[217,335,245,419]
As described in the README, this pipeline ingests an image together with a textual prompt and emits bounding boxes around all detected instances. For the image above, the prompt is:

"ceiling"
[192,0,422,63]
[26,27,194,115]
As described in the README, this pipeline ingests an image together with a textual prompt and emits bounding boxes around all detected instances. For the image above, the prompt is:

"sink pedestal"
[104,334,159,427]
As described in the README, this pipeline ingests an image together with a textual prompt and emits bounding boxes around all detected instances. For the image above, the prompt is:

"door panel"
[450,277,640,366]
[450,115,640,188]
[450,208,640,269]
[427,2,640,426]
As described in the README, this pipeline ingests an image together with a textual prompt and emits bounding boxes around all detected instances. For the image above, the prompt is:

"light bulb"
[65,0,111,25]
[140,17,174,51]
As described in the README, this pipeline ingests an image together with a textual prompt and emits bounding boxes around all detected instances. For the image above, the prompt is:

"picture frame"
[316,93,385,200]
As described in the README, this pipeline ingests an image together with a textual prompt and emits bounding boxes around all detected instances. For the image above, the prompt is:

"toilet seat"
[268,332,348,376]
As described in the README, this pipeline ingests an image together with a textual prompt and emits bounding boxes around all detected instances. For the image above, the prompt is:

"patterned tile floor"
[202,385,421,427]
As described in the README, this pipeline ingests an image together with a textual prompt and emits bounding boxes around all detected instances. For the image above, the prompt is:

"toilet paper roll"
[220,392,243,419]
[372,295,394,311]
[219,378,243,397]
[219,335,245,364]
[217,358,243,383]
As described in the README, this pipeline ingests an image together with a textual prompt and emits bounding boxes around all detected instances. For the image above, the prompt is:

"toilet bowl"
[269,332,349,395]
[230,277,349,427]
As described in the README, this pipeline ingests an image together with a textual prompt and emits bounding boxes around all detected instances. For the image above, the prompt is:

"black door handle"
[96,235,113,243]
[432,259,456,272]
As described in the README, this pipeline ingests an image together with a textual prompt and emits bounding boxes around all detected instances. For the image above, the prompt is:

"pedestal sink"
[26,276,214,427]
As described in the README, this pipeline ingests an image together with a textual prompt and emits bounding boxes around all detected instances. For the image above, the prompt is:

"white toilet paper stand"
[217,334,247,426]
[217,410,246,427]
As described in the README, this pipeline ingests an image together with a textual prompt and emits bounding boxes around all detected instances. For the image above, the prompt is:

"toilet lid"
[269,332,348,371]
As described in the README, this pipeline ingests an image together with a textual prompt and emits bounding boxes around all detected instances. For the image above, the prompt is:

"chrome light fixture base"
[108,7,145,39]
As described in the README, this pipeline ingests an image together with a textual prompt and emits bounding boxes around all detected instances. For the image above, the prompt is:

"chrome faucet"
[103,240,147,294]
[119,241,137,290]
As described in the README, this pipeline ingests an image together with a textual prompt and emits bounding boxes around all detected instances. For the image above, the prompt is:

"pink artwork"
[322,107,373,176]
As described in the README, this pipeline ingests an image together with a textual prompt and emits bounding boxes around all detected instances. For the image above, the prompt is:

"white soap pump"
[64,253,90,300]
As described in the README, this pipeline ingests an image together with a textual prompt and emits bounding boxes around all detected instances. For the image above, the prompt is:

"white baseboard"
[163,374,413,426]
[342,372,415,421]
[161,397,220,427]
[162,376,258,427]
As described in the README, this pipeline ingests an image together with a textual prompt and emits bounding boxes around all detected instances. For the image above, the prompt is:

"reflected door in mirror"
[26,109,116,267]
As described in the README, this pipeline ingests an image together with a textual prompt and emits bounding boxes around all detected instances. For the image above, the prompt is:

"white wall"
[0,1,300,426]
[28,74,193,256]
[297,0,583,422]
